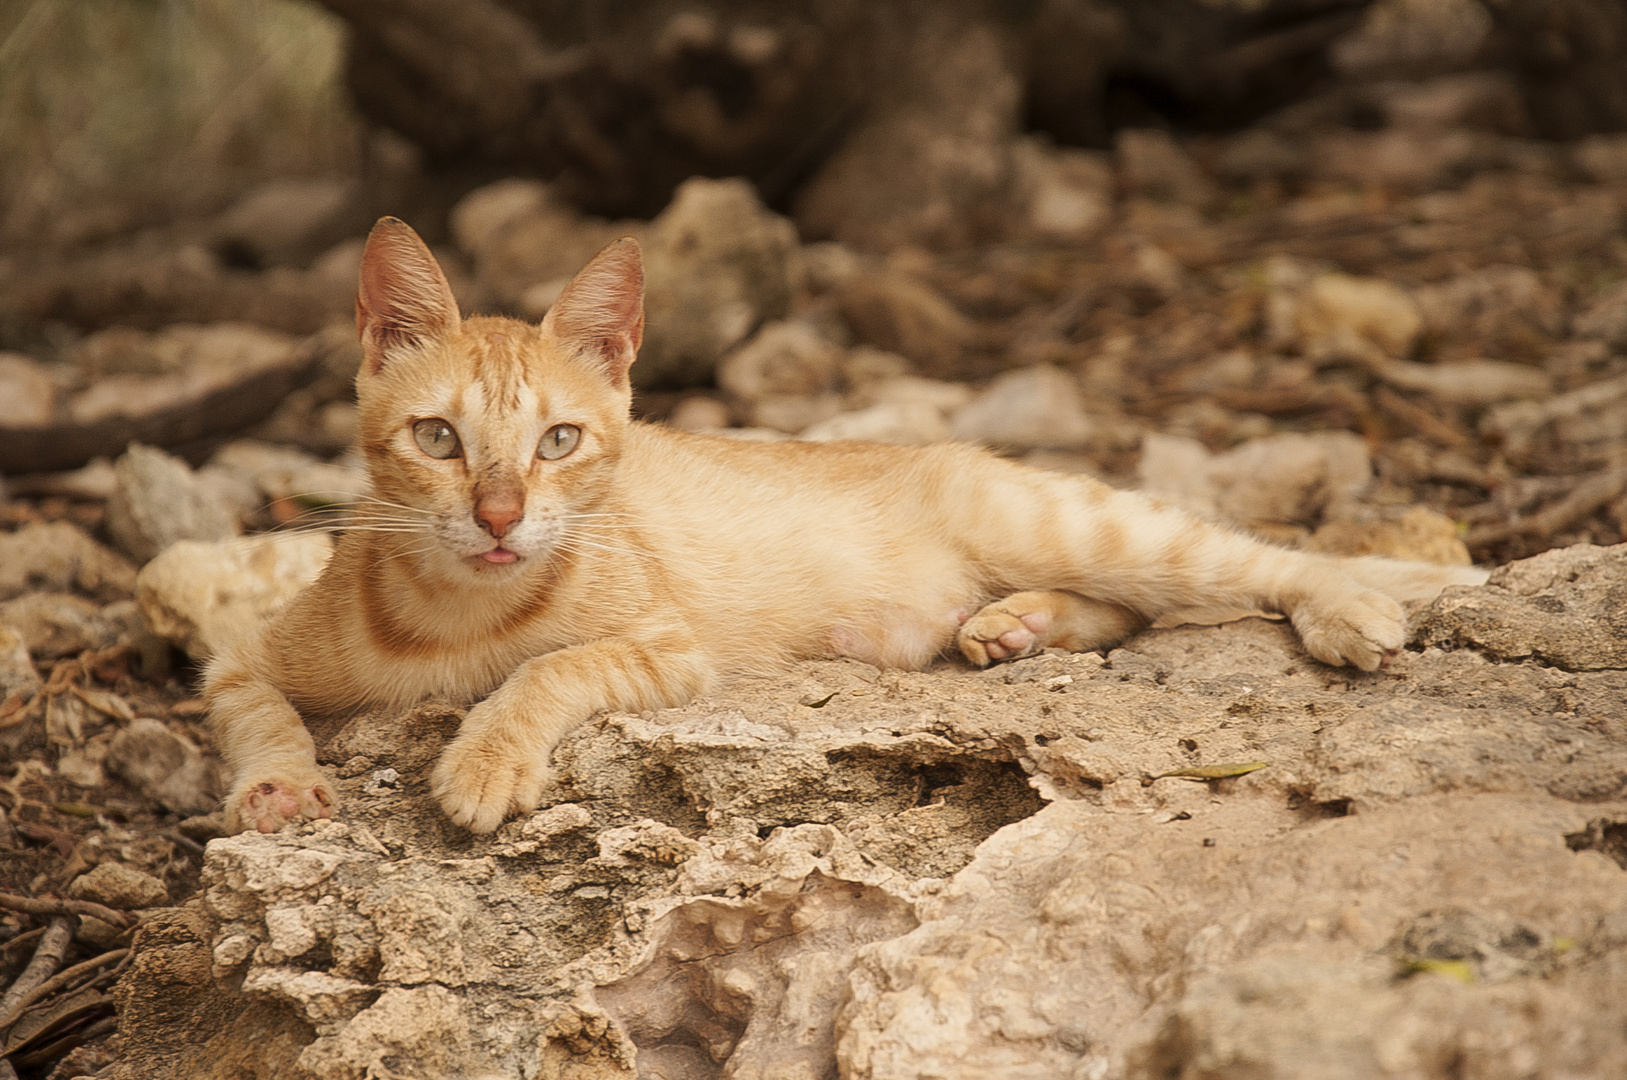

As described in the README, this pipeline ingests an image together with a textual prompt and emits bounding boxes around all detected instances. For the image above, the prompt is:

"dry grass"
[0,0,358,246]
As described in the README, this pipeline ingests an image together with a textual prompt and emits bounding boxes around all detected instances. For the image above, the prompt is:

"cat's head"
[351,216,644,578]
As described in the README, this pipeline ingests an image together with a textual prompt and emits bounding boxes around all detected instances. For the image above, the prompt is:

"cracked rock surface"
[106,546,1627,1079]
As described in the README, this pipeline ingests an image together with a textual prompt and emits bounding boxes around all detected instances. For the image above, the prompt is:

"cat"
[205,216,1489,835]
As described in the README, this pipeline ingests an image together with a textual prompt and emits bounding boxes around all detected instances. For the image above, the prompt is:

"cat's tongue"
[481,548,520,564]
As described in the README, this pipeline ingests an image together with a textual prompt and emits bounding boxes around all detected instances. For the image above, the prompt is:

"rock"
[749,394,845,435]
[666,397,731,433]
[1292,272,1424,360]
[0,592,123,658]
[105,582,1627,1078]
[1117,128,1214,208]
[1308,128,1488,193]
[0,323,326,476]
[206,439,369,510]
[106,444,239,564]
[1412,264,1564,361]
[800,402,950,445]
[1216,128,1308,183]
[0,626,41,715]
[0,521,138,602]
[212,178,358,269]
[1371,358,1550,406]
[1414,543,1627,671]
[0,351,57,426]
[853,374,974,416]
[68,861,170,910]
[105,718,224,816]
[949,365,1094,451]
[1575,133,1627,184]
[836,270,974,377]
[135,533,333,660]
[1572,279,1627,347]
[1011,137,1112,240]
[450,179,634,310]
[1381,71,1527,133]
[1140,431,1372,528]
[716,320,846,404]
[639,177,801,390]
[1308,507,1473,566]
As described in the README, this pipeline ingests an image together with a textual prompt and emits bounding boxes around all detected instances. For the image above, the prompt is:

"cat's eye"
[412,418,462,459]
[539,424,581,461]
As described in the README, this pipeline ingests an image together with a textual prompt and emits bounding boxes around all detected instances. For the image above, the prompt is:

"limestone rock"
[837,270,973,378]
[106,443,239,564]
[0,351,57,426]
[801,402,950,446]
[69,861,170,910]
[1117,128,1214,208]
[1139,431,1372,527]
[105,550,1627,1079]
[949,365,1095,451]
[0,626,41,714]
[212,178,358,269]
[106,718,224,816]
[1011,137,1112,240]
[1294,272,1424,359]
[1308,507,1473,566]
[1414,543,1627,671]
[0,521,137,602]
[135,533,332,660]
[0,592,124,658]
[716,320,845,404]
[639,178,801,390]
[1572,279,1627,348]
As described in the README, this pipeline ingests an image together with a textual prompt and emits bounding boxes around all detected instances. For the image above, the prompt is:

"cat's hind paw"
[227,772,337,834]
[958,602,1050,667]
[1290,588,1407,672]
[431,731,551,834]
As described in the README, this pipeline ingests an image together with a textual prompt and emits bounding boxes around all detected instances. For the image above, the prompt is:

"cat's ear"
[541,238,644,388]
[355,217,461,375]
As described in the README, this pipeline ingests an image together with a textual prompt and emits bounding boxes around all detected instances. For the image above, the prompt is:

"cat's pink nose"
[475,494,523,538]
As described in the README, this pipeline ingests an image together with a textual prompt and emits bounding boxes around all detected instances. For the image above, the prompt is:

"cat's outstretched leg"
[205,650,336,833]
[432,633,711,833]
[957,591,1147,666]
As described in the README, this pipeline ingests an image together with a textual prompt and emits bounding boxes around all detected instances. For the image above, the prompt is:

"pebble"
[135,533,333,660]
[949,365,1095,450]
[106,444,239,564]
[0,593,122,658]
[0,521,137,602]
[68,861,170,910]
[105,718,223,816]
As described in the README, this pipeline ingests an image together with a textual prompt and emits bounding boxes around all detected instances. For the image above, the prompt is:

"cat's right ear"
[355,217,461,375]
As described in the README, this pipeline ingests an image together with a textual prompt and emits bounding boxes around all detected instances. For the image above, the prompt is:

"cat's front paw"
[226,771,337,834]
[431,728,551,834]
[1291,588,1406,671]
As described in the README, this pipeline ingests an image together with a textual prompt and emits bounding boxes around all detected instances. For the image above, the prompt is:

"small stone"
[1295,273,1423,359]
[363,768,401,796]
[68,861,169,910]
[801,403,949,446]
[837,271,972,377]
[1140,432,1371,527]
[135,533,332,660]
[0,626,41,711]
[1116,128,1214,208]
[640,177,801,389]
[106,718,224,815]
[1012,137,1112,239]
[1573,280,1627,348]
[950,366,1094,451]
[0,521,138,602]
[0,593,121,658]
[1575,133,1627,184]
[668,397,731,432]
[0,352,57,426]
[716,320,845,403]
[213,178,357,268]
[1308,507,1473,566]
[107,444,239,564]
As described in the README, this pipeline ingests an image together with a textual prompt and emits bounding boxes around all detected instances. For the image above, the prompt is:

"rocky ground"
[3,68,1627,1080]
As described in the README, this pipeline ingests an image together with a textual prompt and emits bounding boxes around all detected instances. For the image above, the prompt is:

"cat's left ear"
[541,238,644,388]
[355,217,461,375]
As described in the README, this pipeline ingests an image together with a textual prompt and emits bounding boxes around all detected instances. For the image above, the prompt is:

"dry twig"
[0,948,129,1033]
[0,894,135,931]
[0,916,73,1036]
[1467,464,1627,546]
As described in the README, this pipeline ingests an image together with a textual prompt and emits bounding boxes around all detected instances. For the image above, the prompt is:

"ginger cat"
[206,217,1488,835]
